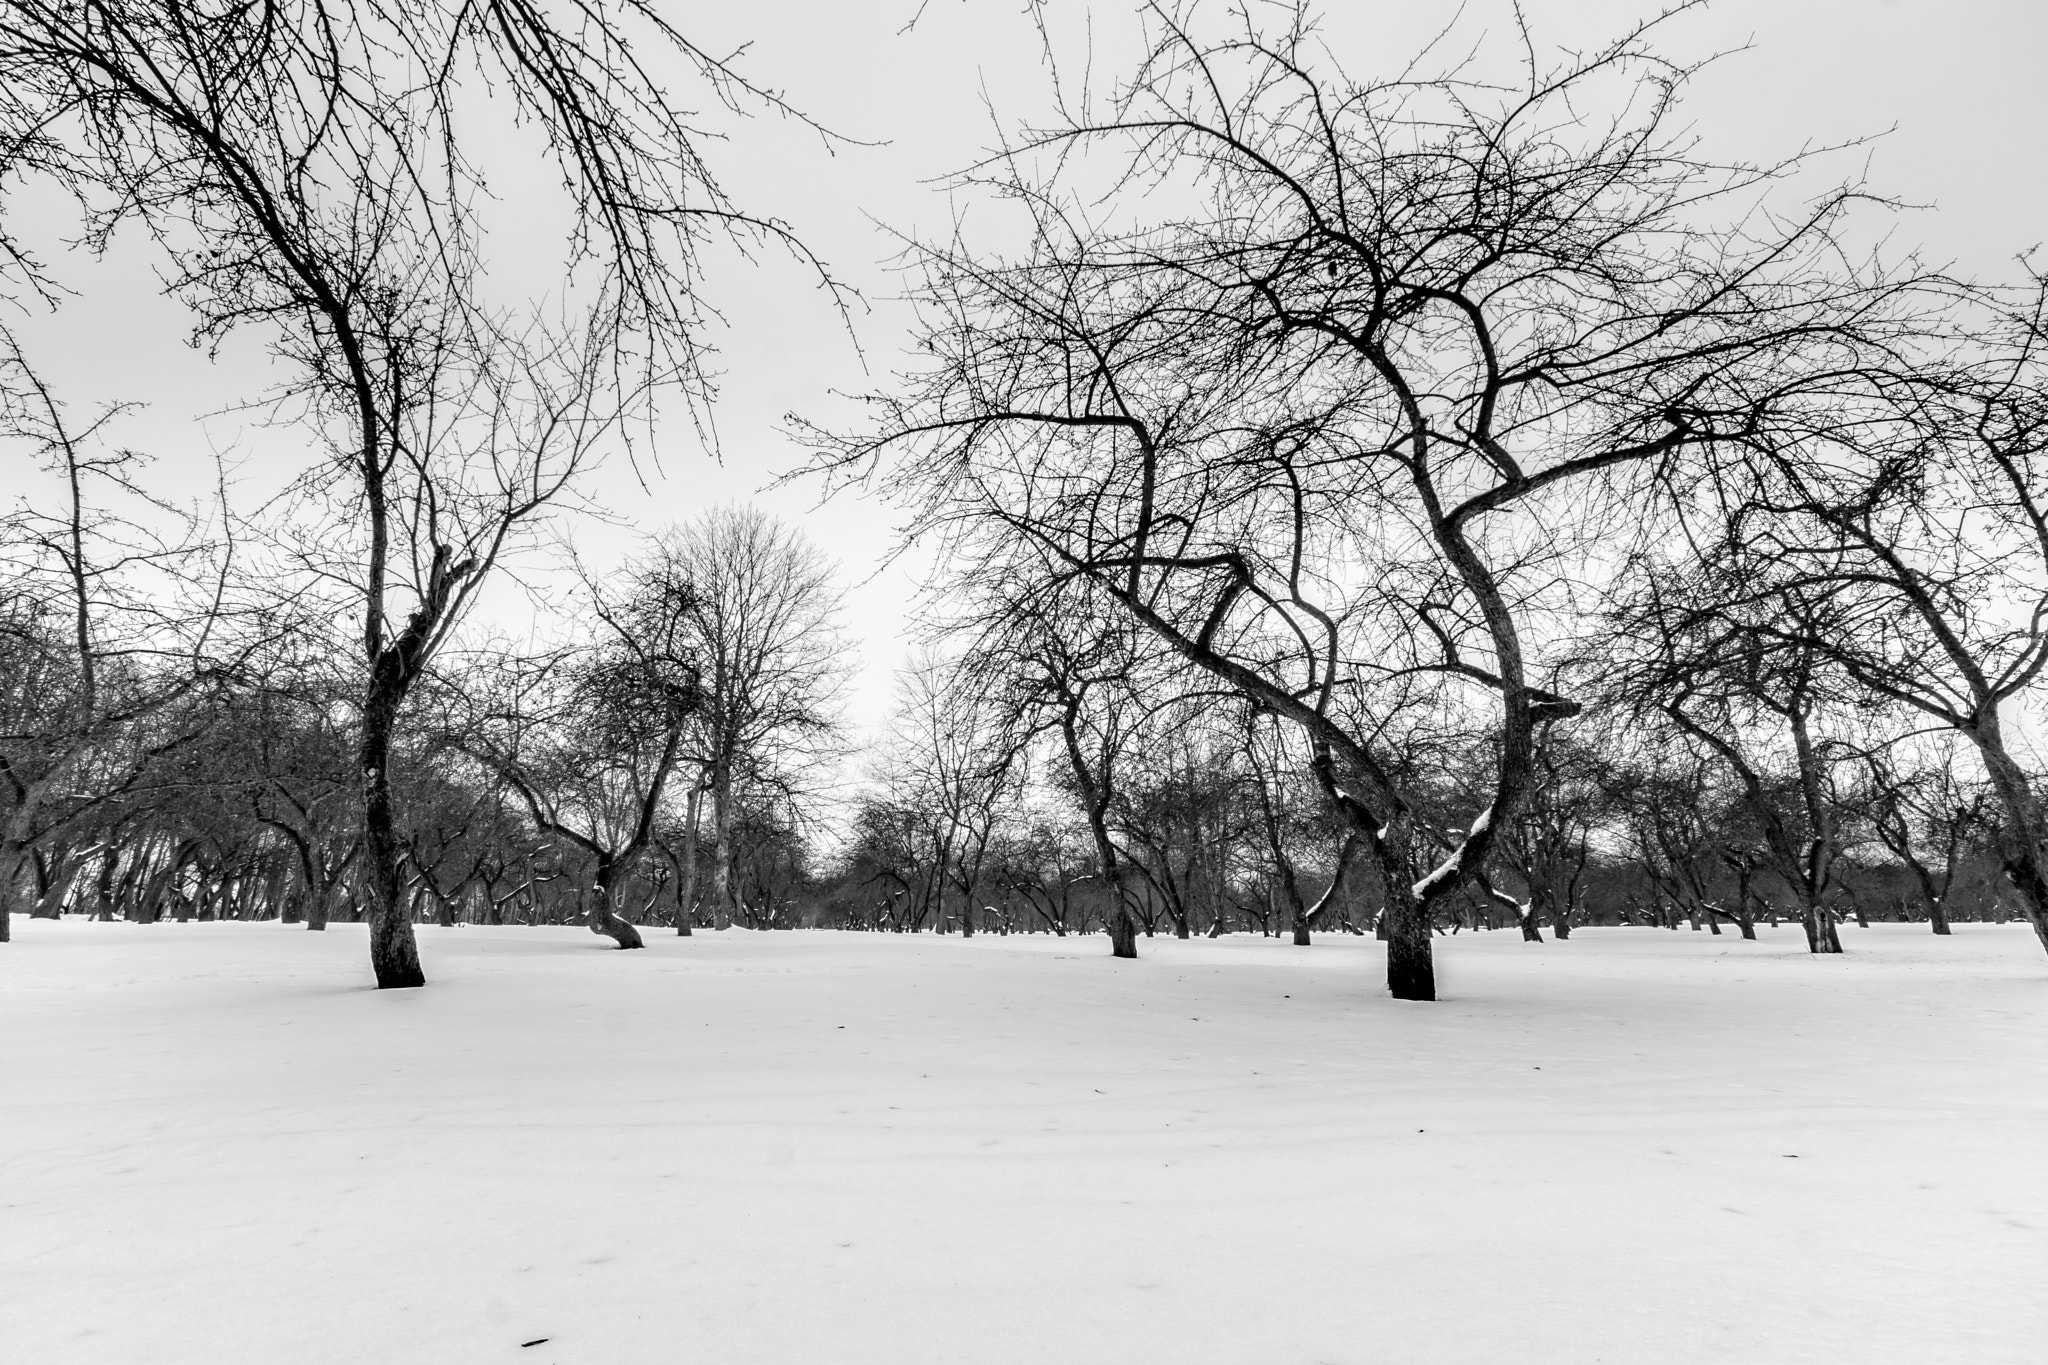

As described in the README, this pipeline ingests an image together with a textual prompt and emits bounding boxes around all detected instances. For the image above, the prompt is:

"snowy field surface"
[4,921,2045,1365]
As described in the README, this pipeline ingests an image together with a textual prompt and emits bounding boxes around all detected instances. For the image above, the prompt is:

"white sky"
[5,0,2045,746]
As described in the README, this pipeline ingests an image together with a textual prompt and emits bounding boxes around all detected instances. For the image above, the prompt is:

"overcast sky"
[7,0,2045,743]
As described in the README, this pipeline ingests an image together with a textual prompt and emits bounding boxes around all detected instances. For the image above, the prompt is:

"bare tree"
[455,554,702,949]
[1,1,844,985]
[1850,740,1991,936]
[1668,271,2048,958]
[1611,578,1866,953]
[810,2,1917,996]
[653,506,848,927]
[1238,704,1359,947]
[0,333,241,938]
[870,649,1025,938]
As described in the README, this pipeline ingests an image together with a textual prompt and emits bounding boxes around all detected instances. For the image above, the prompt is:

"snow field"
[3,920,2044,1364]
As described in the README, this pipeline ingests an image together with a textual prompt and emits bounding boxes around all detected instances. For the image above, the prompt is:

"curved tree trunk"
[587,856,645,949]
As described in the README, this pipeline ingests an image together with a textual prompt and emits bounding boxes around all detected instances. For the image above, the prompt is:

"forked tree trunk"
[1801,902,1844,954]
[1550,878,1572,940]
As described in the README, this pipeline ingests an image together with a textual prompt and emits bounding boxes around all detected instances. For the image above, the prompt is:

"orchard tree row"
[4,2,2047,1000]
[807,2,2048,996]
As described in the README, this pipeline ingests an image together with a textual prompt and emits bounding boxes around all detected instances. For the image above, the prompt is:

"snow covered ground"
[3,919,2044,1365]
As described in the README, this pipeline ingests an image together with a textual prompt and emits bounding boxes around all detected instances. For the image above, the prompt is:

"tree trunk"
[1281,875,1310,946]
[93,844,119,921]
[1730,869,1757,939]
[710,760,735,927]
[1802,902,1844,954]
[1383,892,1435,1000]
[676,783,703,935]
[1107,903,1138,958]
[0,836,30,941]
[1374,838,1435,1001]
[1058,701,1137,961]
[587,856,645,949]
[360,692,425,988]
[29,846,64,918]
[1929,897,1951,935]
[1965,734,2048,959]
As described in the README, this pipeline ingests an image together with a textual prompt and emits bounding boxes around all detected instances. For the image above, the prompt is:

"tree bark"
[1966,732,2048,959]
[1801,903,1844,954]
[360,689,425,988]
[1057,696,1138,960]
[1382,890,1435,999]
[1372,830,1435,1001]
[0,836,30,941]
[587,855,646,949]
[1550,875,1573,940]
[710,756,736,928]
